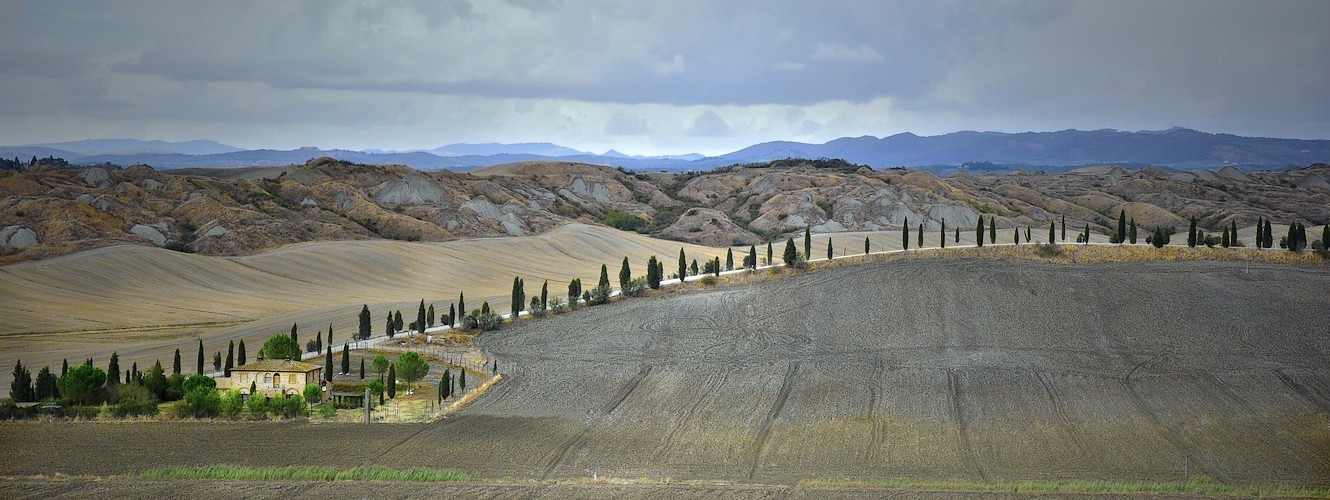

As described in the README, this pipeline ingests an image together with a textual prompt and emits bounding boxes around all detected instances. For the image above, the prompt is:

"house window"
[264,374,271,384]
[288,374,297,385]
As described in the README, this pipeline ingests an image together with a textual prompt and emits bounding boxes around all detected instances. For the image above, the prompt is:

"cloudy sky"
[2,1,1327,156]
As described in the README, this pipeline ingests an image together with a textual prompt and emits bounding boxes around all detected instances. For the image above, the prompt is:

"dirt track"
[2,259,1328,489]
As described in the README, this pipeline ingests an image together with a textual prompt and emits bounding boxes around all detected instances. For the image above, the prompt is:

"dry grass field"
[0,224,727,389]
[2,257,1327,495]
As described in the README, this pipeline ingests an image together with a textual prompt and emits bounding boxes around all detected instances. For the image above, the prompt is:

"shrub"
[178,387,222,418]
[247,396,269,419]
[623,276,648,296]
[602,210,649,232]
[1034,242,1063,258]
[700,276,717,286]
[163,240,194,253]
[548,296,566,313]
[220,390,244,417]
[275,394,307,418]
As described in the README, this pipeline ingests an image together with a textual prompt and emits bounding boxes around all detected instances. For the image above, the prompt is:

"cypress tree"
[1322,224,1329,250]
[225,340,234,376]
[213,351,221,371]
[341,343,350,375]
[647,256,661,289]
[107,352,120,387]
[1129,217,1137,244]
[385,313,394,338]
[1025,226,1031,243]
[678,248,687,280]
[427,304,435,328]
[804,226,811,261]
[783,237,797,265]
[902,217,910,250]
[315,330,322,353]
[1013,228,1020,245]
[1061,214,1067,241]
[448,304,456,327]
[238,340,246,365]
[712,257,721,277]
[325,343,333,382]
[827,239,834,259]
[726,248,734,270]
[541,280,549,309]
[10,360,33,402]
[955,227,960,244]
[940,219,946,249]
[1264,219,1274,248]
[173,348,181,375]
[1188,216,1198,247]
[766,241,773,265]
[864,237,870,255]
[459,369,466,393]
[196,338,204,374]
[976,215,985,248]
[394,310,403,331]
[1083,224,1090,245]
[749,244,758,268]
[442,369,451,399]
[359,304,371,341]
[1048,222,1055,244]
[917,223,923,248]
[62,359,67,377]
[387,364,397,398]
[989,217,996,244]
[290,323,298,343]
[599,264,610,290]
[360,358,365,379]
[619,257,631,290]
[1231,220,1238,246]
[1117,210,1127,244]
[458,292,466,322]
[1222,225,1230,248]
[511,277,524,316]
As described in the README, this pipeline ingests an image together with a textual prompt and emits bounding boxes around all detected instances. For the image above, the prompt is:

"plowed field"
[2,259,1328,491]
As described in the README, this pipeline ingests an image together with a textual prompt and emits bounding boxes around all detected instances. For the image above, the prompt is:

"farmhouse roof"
[231,359,320,372]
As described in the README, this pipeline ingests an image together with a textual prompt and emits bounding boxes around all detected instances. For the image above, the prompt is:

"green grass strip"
[137,465,474,482]
[800,476,1330,498]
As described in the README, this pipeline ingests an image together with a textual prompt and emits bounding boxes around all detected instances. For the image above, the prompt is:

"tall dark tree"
[238,340,246,366]
[385,313,395,338]
[1129,217,1138,244]
[1264,219,1274,248]
[976,215,985,248]
[107,352,120,388]
[917,223,924,248]
[196,338,204,374]
[1083,224,1090,245]
[1049,222,1055,244]
[1013,228,1020,245]
[1188,216,1198,248]
[712,257,721,277]
[783,237,798,266]
[34,366,57,401]
[341,343,350,375]
[955,227,961,244]
[691,259,698,276]
[598,264,610,290]
[940,219,946,249]
[1061,214,1067,241]
[394,311,403,331]
[864,237,870,255]
[324,343,333,382]
[61,359,68,377]
[541,280,549,309]
[750,244,758,268]
[1231,220,1239,246]
[360,358,365,379]
[10,360,34,402]
[387,363,397,399]
[647,256,661,289]
[989,217,997,244]
[826,239,834,259]
[427,304,435,328]
[902,218,910,250]
[1322,224,1329,250]
[1117,210,1127,244]
[359,305,372,340]
[1025,226,1031,243]
[512,277,525,316]
[1222,225,1231,248]
[619,257,631,290]
[212,351,221,371]
[726,248,734,270]
[173,348,182,375]
[804,226,812,262]
[766,241,773,266]
[678,248,687,280]
[225,340,234,377]
[448,303,456,327]
[458,292,466,321]
[567,279,580,307]
[290,323,298,343]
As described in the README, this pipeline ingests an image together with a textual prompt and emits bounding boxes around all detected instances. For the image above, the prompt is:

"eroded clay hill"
[1,157,1327,263]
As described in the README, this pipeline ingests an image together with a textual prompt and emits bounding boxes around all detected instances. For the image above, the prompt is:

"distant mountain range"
[3,128,1327,173]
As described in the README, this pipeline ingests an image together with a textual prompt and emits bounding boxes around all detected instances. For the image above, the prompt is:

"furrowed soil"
[2,259,1328,493]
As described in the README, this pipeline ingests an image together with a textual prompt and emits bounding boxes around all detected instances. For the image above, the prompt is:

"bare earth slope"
[3,259,1327,488]
[0,224,726,388]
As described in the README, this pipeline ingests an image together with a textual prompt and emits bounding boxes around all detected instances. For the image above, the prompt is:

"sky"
[1,1,1328,156]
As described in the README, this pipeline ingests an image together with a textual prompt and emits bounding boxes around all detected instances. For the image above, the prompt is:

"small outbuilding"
[226,359,323,398]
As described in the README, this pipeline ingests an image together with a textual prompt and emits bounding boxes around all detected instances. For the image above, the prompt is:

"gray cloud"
[0,0,1327,154]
